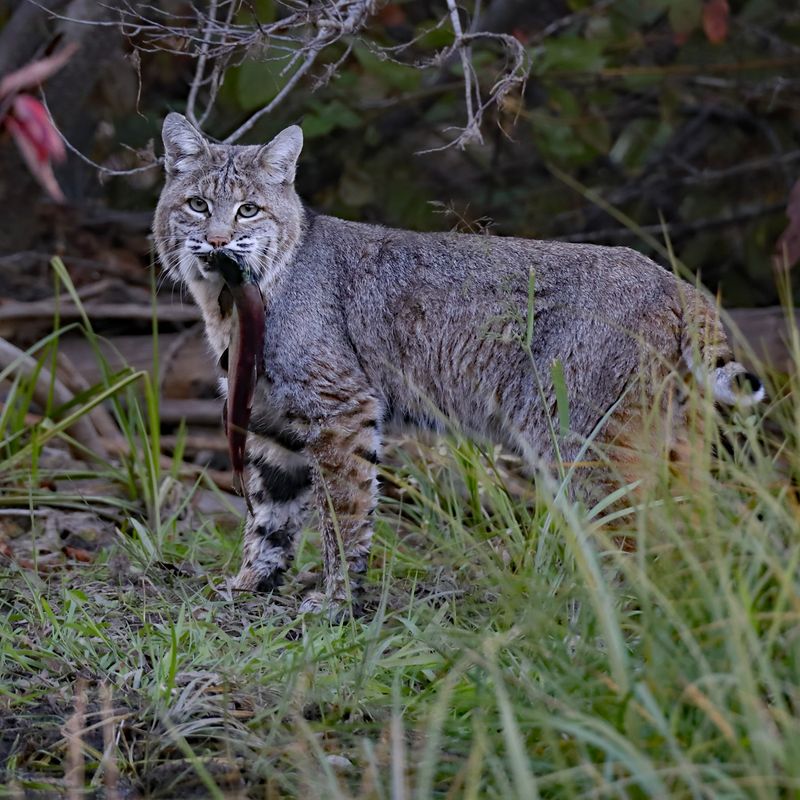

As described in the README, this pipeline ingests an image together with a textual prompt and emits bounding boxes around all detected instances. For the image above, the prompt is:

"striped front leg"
[233,432,312,593]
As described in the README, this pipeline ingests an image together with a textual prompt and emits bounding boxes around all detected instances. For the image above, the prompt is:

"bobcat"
[153,113,763,614]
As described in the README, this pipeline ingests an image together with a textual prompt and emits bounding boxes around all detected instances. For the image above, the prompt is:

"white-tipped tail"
[684,352,765,407]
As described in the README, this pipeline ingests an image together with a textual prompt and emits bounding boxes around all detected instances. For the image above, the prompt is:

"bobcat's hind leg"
[233,434,312,593]
[299,392,382,616]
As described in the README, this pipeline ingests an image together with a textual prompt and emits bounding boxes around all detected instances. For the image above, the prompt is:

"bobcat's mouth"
[202,248,253,284]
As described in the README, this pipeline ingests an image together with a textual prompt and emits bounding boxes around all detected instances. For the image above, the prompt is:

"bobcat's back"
[277,214,700,453]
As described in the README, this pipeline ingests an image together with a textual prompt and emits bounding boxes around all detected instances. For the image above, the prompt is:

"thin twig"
[446,0,481,146]
[185,0,220,128]
[34,0,528,154]
[198,0,238,127]
[40,90,161,177]
[223,46,321,143]
[420,18,529,152]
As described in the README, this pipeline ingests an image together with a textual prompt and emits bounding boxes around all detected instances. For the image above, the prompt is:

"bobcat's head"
[153,113,304,294]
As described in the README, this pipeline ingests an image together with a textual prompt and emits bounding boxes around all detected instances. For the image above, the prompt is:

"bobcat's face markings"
[166,187,280,285]
[154,114,304,295]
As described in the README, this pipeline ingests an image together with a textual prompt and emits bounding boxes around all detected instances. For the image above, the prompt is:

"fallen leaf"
[703,0,730,45]
[16,552,62,572]
[377,3,406,27]
[63,545,94,563]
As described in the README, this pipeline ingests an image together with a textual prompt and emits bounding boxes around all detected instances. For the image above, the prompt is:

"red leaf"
[63,545,94,563]
[512,28,532,45]
[7,95,64,162]
[377,4,406,27]
[4,94,66,201]
[775,177,800,270]
[703,0,729,45]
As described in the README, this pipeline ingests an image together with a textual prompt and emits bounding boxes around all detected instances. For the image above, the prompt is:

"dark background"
[1,0,798,335]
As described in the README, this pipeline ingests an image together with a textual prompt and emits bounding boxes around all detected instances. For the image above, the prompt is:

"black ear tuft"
[733,372,762,394]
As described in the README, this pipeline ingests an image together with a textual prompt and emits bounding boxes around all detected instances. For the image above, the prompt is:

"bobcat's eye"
[237,202,259,218]
[187,196,209,214]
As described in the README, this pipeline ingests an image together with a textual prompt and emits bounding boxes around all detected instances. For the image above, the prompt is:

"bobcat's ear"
[162,112,209,175]
[258,125,303,184]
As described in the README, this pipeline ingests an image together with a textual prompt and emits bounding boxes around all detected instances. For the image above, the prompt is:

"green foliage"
[353,45,422,93]
[3,362,800,796]
[535,36,606,75]
[235,45,302,111]
[302,99,362,139]
[668,0,702,36]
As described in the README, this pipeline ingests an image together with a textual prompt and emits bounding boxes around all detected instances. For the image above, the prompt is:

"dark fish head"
[203,248,253,287]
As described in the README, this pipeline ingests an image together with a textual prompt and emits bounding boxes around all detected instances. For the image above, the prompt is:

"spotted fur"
[153,113,764,614]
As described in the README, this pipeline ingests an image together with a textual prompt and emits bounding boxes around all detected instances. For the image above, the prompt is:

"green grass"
[2,264,800,798]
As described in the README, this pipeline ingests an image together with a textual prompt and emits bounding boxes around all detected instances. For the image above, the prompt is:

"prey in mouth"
[202,249,266,509]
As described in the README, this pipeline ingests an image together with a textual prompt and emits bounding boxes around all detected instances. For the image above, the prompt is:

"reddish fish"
[205,250,265,508]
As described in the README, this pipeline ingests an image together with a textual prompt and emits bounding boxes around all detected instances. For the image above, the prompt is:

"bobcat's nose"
[207,234,230,249]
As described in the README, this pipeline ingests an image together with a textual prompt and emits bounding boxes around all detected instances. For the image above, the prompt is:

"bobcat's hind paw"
[298,590,360,622]
[297,590,327,615]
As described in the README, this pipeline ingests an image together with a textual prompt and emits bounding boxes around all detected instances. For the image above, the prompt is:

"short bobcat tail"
[680,301,765,408]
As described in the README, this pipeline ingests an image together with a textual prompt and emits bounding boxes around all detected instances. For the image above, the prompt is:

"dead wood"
[0,298,201,326]
[55,349,126,447]
[161,432,228,453]
[0,335,108,458]
[57,331,216,399]
[159,398,223,426]
[728,307,800,374]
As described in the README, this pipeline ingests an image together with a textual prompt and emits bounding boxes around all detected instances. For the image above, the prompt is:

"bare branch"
[198,0,238,127]
[409,0,530,152]
[185,0,220,128]
[41,91,161,177]
[222,0,377,143]
[223,47,320,143]
[446,0,481,146]
[33,0,532,165]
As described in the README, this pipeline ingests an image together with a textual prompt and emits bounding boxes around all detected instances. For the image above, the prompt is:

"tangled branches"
[61,0,530,150]
[437,0,527,149]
